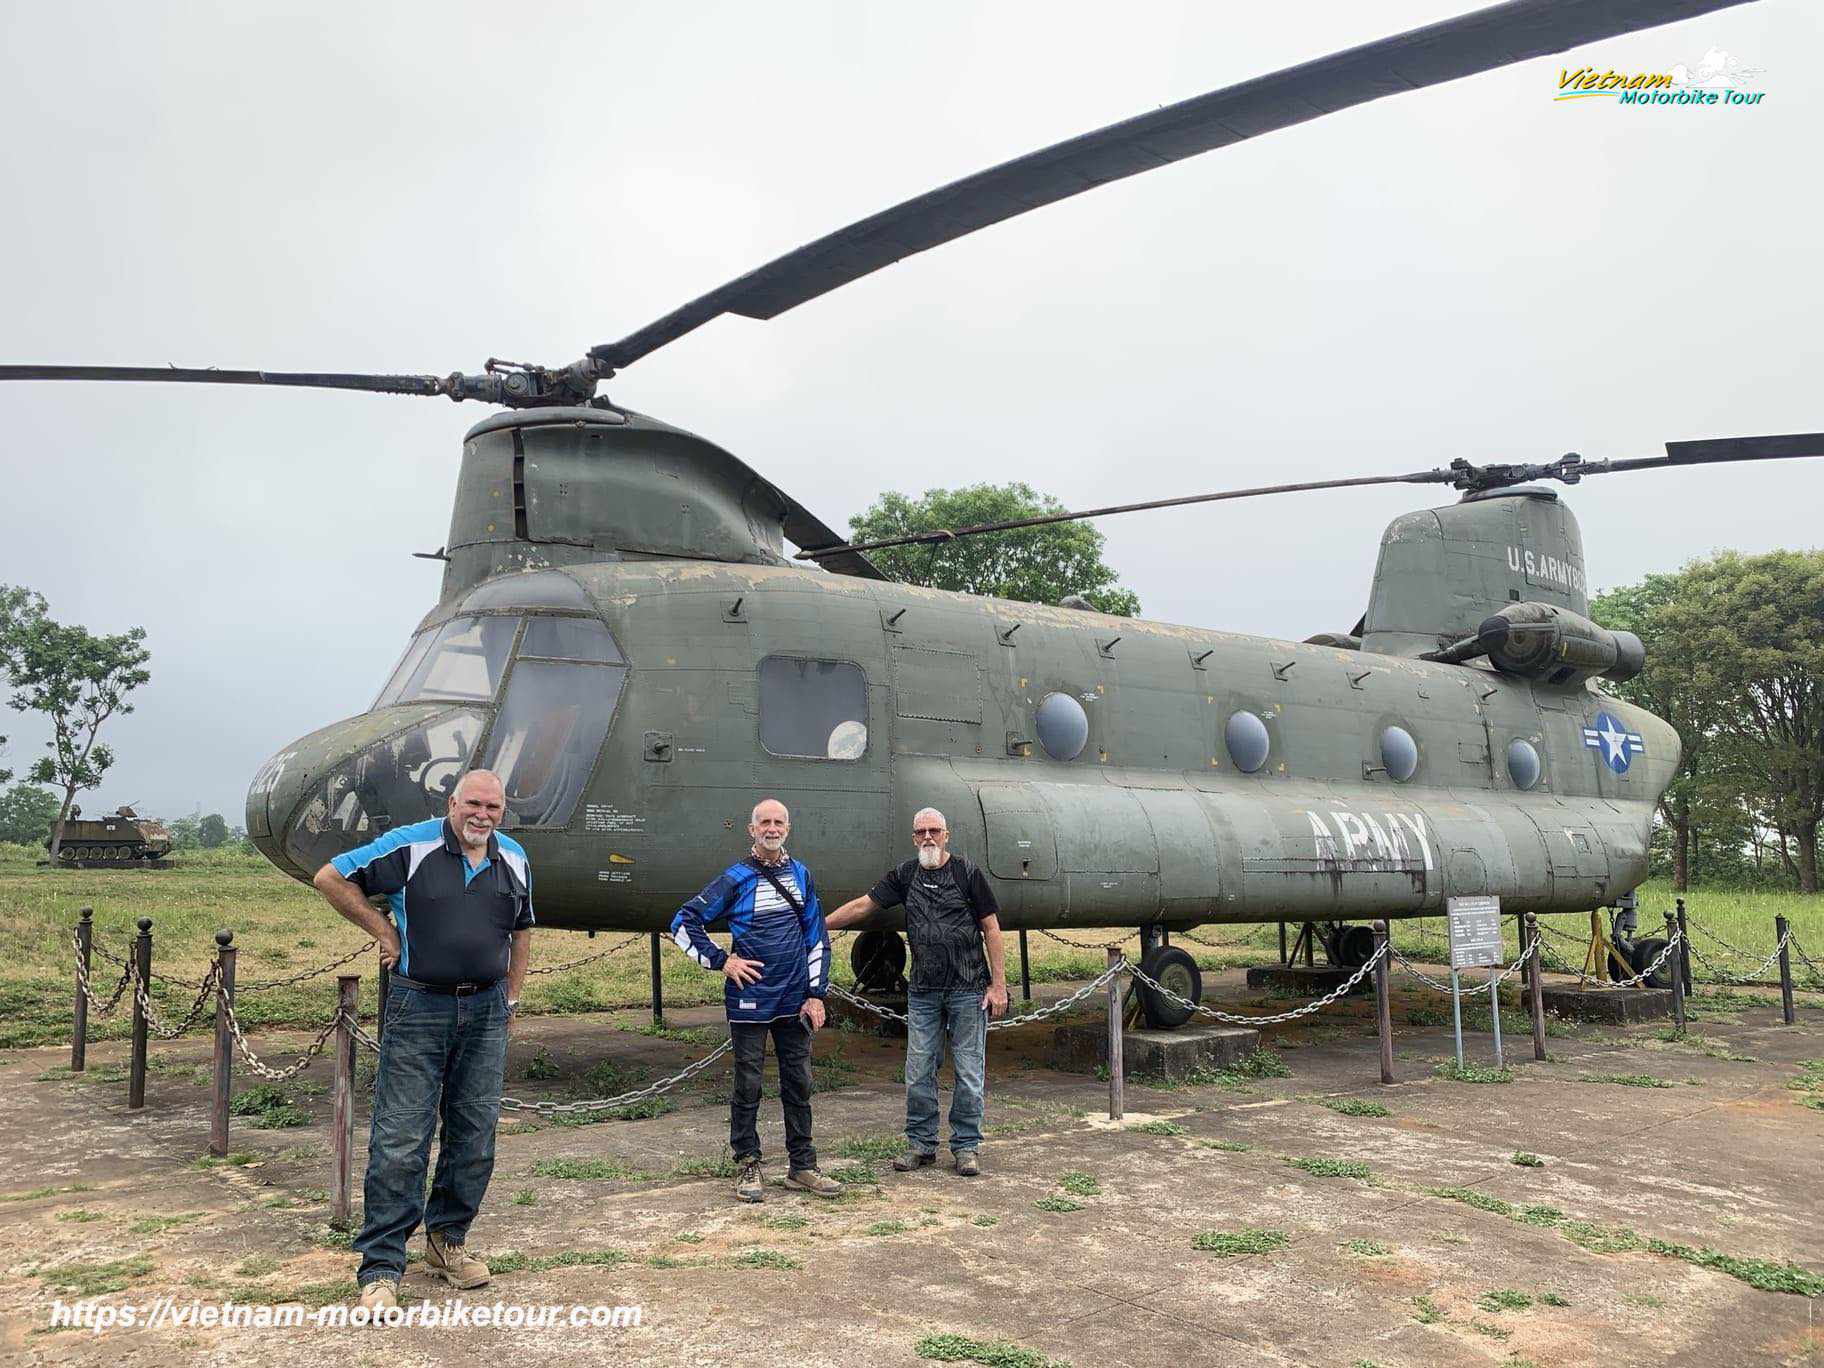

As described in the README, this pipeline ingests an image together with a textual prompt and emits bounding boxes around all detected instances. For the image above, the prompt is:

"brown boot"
[358,1278,398,1321]
[784,1167,842,1198]
[425,1229,491,1289]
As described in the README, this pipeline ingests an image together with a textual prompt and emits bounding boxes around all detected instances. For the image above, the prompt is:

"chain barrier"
[349,1017,384,1056]
[525,933,645,976]
[236,941,378,994]
[1790,936,1824,988]
[1035,928,1134,953]
[499,1037,734,1116]
[1126,942,1388,1026]
[128,959,222,1040]
[220,996,346,1083]
[71,933,134,1017]
[1684,928,1792,986]
[1388,937,1539,999]
[1173,928,1268,953]
[826,962,1127,1032]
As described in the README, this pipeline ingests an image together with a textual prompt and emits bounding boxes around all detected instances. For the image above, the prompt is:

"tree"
[0,586,152,865]
[0,784,61,847]
[198,813,230,849]
[846,483,1141,615]
[1654,550,1824,894]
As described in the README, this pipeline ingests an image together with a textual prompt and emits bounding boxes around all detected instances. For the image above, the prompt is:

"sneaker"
[424,1230,491,1289]
[893,1148,937,1172]
[359,1278,399,1318]
[734,1157,764,1203]
[784,1167,842,1198]
[953,1150,980,1177]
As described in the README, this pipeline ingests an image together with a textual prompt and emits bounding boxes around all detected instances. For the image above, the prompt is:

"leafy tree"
[846,483,1141,615]
[0,586,152,865]
[0,784,61,847]
[1653,551,1824,893]
[198,813,230,849]
[166,814,201,851]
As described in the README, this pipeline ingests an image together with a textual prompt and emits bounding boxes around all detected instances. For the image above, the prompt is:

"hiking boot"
[785,1167,842,1198]
[425,1230,491,1289]
[359,1278,398,1319]
[953,1150,980,1177]
[734,1157,764,1203]
[893,1148,937,1172]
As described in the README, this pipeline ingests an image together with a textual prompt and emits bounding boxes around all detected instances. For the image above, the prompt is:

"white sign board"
[1446,895,1504,970]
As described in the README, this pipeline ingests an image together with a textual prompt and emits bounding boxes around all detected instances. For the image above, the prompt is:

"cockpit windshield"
[373,615,520,709]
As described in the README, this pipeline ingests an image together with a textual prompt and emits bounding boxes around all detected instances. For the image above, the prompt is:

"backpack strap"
[747,857,805,916]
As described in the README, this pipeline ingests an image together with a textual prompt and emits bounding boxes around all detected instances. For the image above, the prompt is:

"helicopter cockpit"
[265,571,624,875]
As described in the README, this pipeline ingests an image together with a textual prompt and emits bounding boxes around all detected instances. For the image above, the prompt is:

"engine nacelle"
[1476,602,1646,687]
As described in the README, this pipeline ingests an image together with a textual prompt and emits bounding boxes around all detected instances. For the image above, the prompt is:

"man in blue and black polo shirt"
[312,769,533,1314]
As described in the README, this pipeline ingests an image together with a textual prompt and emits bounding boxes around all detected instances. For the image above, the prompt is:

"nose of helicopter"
[246,703,488,880]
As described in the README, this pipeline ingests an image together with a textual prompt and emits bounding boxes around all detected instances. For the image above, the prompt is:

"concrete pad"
[1246,964,1365,994]
[1544,986,1673,1023]
[1050,1022,1260,1080]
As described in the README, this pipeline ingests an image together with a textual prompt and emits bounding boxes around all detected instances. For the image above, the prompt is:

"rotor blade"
[794,470,1452,561]
[1584,433,1824,476]
[0,364,449,397]
[593,0,1751,372]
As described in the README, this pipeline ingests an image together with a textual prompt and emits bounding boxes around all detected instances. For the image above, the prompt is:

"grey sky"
[1,1,1818,822]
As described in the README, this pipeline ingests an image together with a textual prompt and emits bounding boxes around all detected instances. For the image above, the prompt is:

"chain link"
[1685,929,1792,986]
[127,959,221,1040]
[1126,942,1388,1026]
[1388,937,1539,998]
[525,933,645,976]
[1035,928,1134,953]
[827,963,1128,1032]
[1574,929,1683,990]
[219,996,344,1082]
[71,933,133,1017]
[236,941,378,994]
[499,1037,734,1116]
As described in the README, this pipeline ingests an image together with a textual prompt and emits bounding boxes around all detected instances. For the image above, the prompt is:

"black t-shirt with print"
[868,854,999,993]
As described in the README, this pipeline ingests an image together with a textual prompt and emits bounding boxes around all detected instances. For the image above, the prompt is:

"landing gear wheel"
[850,929,907,993]
[1136,945,1202,1029]
[1331,925,1376,969]
[1627,935,1675,989]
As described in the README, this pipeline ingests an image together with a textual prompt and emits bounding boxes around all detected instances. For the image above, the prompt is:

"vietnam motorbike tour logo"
[1555,48,1764,106]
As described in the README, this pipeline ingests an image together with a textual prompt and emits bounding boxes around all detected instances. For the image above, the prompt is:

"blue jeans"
[356,980,508,1286]
[905,989,986,1156]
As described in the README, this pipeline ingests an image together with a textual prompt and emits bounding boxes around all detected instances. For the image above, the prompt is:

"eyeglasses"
[912,827,944,837]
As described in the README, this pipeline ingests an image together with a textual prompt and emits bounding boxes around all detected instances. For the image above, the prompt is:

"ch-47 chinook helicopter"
[7,0,1820,1027]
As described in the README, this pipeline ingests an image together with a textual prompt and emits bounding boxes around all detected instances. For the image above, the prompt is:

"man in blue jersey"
[311,769,533,1314]
[670,797,839,1203]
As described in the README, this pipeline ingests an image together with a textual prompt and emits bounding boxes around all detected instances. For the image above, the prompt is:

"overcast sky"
[1,1,1819,822]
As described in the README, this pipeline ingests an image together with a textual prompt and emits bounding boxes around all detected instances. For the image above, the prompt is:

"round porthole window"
[1380,725,1419,782]
[1225,711,1271,773]
[1507,738,1542,790]
[1035,692,1089,761]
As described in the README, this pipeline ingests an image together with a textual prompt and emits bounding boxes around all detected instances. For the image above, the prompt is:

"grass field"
[1,844,1819,1049]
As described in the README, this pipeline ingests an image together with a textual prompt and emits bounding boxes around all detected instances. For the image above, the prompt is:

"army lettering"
[1304,809,1434,870]
[1506,545,1585,595]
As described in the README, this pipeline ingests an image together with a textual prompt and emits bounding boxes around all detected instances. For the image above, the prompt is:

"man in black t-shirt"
[826,807,1008,1176]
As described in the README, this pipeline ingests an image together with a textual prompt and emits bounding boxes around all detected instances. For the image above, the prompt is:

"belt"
[390,973,500,997]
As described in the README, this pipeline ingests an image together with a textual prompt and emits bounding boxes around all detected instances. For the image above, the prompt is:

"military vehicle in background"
[50,806,174,867]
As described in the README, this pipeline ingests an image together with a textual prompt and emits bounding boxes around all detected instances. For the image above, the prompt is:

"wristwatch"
[505,998,520,1016]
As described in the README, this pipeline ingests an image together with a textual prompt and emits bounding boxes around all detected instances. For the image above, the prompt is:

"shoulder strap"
[748,857,805,915]
[947,855,974,904]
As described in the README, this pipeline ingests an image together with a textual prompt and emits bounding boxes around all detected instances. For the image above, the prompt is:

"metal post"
[1304,922,1315,968]
[1515,910,1530,994]
[210,931,237,1156]
[1018,928,1031,1002]
[1105,948,1124,1121]
[1776,914,1796,1026]
[1675,898,1692,993]
[377,959,390,1041]
[649,932,664,1025]
[1665,912,1686,1035]
[72,907,93,1072]
[1525,912,1546,1062]
[330,974,359,1229]
[1449,967,1464,1070]
[129,917,151,1110]
[1488,966,1504,1070]
[1372,921,1394,1085]
[1278,921,1288,966]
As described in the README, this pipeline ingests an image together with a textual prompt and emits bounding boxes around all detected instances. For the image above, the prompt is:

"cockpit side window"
[758,656,869,760]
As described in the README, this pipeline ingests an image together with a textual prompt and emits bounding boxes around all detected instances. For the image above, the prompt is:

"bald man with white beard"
[826,807,1008,1177]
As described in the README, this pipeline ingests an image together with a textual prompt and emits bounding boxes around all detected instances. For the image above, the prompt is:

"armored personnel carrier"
[50,806,173,866]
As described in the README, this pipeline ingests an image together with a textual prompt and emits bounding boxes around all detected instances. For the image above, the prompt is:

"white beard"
[758,834,786,853]
[917,846,944,870]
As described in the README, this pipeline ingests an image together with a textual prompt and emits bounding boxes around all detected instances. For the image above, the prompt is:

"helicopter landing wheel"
[850,929,907,993]
[1135,945,1202,1030]
[1330,924,1376,969]
[1626,935,1676,989]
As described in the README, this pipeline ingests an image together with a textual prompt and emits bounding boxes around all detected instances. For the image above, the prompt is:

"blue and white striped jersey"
[669,856,828,1023]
